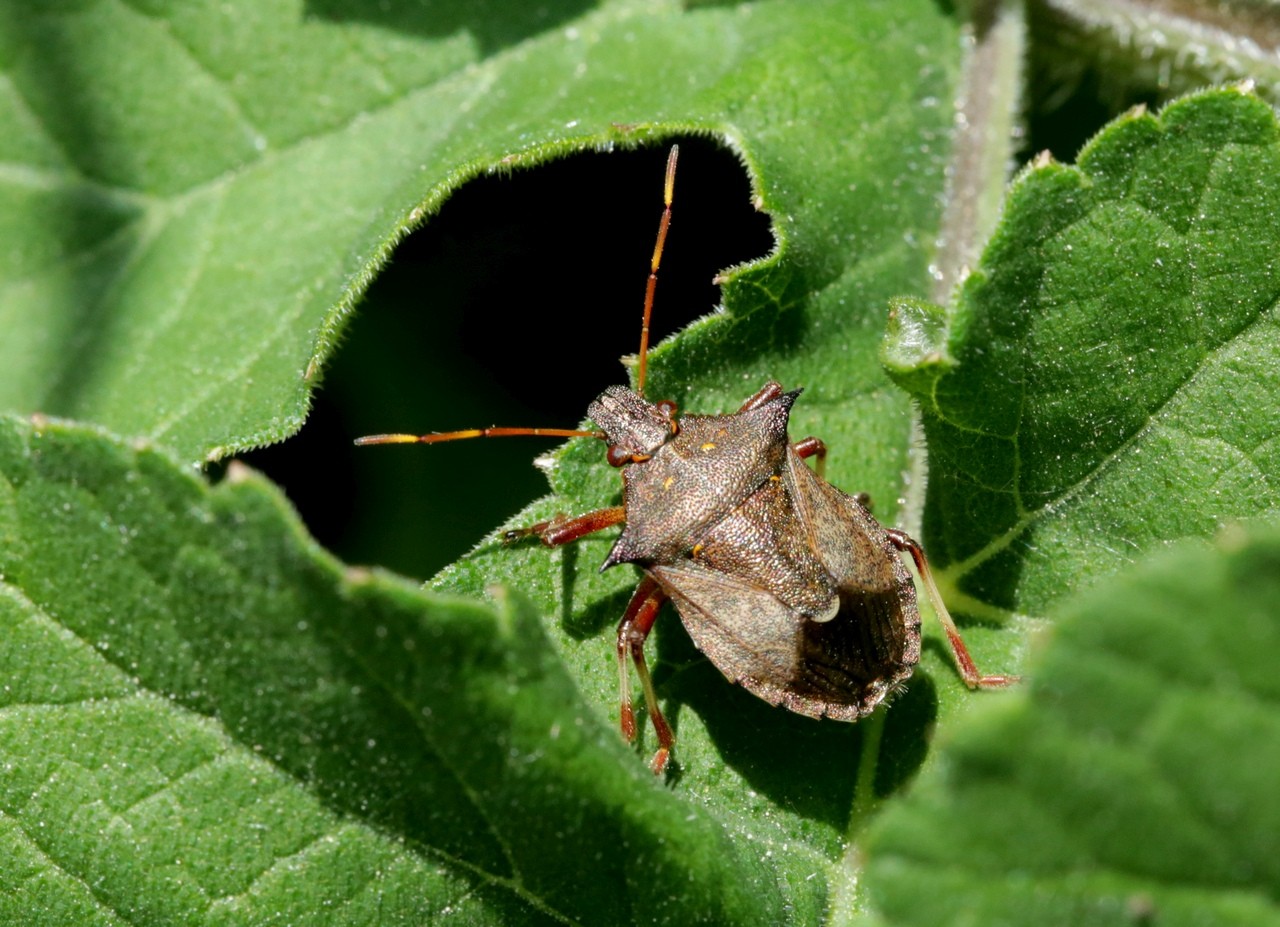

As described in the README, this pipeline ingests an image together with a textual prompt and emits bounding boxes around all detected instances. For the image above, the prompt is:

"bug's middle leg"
[616,576,675,775]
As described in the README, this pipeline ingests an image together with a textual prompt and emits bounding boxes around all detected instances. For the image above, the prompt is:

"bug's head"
[587,385,679,467]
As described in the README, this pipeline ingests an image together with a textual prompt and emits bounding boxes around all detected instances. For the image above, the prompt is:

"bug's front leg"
[616,576,674,775]
[503,505,626,547]
[737,381,786,411]
[791,435,828,478]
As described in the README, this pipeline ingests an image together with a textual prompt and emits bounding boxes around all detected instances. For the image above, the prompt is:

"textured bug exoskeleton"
[597,382,921,722]
[357,146,1014,775]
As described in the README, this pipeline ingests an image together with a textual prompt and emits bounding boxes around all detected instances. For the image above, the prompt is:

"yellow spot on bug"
[663,476,674,490]
[701,442,717,452]
[692,544,704,557]
[770,475,781,482]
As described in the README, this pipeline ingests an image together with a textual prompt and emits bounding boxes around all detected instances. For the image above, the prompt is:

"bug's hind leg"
[886,529,1018,689]
[791,435,828,478]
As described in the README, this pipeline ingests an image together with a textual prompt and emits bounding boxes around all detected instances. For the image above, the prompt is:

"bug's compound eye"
[607,445,652,467]
[656,399,679,436]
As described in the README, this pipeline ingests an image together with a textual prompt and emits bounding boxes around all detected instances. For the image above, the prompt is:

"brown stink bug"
[357,146,1015,774]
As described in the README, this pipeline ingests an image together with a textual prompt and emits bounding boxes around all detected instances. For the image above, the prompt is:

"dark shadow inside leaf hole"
[241,138,774,580]
[1023,5,1165,163]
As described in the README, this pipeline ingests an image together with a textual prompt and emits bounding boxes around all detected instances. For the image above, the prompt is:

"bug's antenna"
[354,426,602,447]
[636,145,678,398]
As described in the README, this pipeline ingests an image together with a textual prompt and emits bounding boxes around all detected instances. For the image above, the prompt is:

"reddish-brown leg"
[504,506,626,547]
[616,576,675,775]
[791,435,828,479]
[886,528,1018,689]
[738,381,786,412]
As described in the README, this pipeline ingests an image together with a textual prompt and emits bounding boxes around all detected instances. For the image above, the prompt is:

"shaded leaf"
[14,4,1280,926]
[0,0,960,470]
[0,2,1011,922]
[415,0,1026,889]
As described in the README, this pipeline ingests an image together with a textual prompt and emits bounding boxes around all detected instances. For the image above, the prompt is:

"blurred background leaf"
[866,521,1280,926]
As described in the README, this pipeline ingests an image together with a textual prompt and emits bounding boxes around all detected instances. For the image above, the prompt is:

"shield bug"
[357,146,1015,774]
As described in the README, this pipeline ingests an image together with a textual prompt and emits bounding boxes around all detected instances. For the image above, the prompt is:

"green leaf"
[417,1,1021,901]
[864,521,1280,926]
[0,0,963,469]
[863,82,1280,927]
[1030,0,1280,111]
[886,86,1280,617]
[0,414,823,925]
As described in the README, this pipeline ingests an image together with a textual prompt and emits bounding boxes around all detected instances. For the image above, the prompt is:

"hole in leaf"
[243,138,774,578]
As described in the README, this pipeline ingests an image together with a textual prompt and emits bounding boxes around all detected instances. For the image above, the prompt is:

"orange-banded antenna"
[636,145,678,397]
[355,427,603,447]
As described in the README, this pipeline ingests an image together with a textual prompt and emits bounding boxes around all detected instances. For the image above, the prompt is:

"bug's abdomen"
[653,461,920,720]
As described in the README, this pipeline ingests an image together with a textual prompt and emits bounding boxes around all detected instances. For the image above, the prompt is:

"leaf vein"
[109,190,231,396]
[0,807,134,925]
[111,0,268,146]
[323,625,525,883]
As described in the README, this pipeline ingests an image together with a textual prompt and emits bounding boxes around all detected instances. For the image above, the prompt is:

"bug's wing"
[784,446,922,667]
[784,450,912,603]
[649,561,903,721]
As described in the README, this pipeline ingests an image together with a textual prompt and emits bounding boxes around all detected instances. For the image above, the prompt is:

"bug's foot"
[619,702,637,742]
[502,521,550,545]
